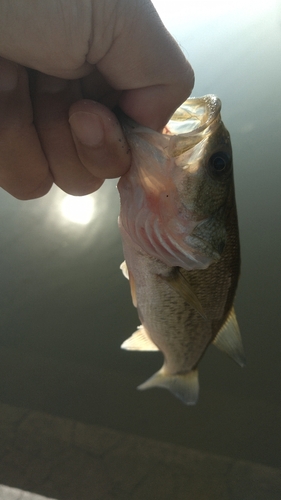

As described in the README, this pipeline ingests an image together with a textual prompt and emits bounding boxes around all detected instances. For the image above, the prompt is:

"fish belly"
[121,232,213,375]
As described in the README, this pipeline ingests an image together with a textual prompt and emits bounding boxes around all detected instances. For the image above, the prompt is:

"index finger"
[88,0,194,130]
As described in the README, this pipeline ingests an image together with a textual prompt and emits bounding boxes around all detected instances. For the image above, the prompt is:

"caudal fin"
[137,367,199,405]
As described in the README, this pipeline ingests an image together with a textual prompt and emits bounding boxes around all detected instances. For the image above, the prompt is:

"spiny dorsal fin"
[159,268,207,319]
[138,367,199,405]
[121,326,159,351]
[213,307,245,367]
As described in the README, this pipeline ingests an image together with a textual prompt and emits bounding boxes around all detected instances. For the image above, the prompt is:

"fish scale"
[118,95,245,405]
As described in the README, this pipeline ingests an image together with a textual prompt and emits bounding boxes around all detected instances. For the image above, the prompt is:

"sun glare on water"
[152,0,276,30]
[60,195,95,225]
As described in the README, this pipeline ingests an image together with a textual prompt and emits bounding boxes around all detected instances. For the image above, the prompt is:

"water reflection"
[0,0,280,472]
[60,194,96,225]
[36,179,120,252]
[152,0,277,32]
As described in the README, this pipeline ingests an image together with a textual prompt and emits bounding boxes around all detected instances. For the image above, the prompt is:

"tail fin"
[138,367,199,405]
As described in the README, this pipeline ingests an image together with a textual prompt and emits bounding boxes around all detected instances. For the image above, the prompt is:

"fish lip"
[118,95,222,145]
[164,95,223,158]
[165,94,222,137]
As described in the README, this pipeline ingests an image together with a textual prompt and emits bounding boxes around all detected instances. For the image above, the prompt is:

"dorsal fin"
[159,268,207,319]
[213,307,245,367]
[121,326,159,351]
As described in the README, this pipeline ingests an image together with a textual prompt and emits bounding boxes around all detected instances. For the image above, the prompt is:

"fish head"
[118,95,235,270]
[168,96,234,261]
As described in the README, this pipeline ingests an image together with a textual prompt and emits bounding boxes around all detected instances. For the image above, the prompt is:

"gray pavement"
[0,402,280,500]
[0,485,56,500]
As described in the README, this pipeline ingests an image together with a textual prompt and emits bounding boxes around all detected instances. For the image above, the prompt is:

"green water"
[0,0,280,469]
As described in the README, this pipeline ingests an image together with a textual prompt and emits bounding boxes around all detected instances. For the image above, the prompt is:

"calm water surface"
[0,0,280,468]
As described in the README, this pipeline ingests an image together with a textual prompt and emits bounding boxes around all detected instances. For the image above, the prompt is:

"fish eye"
[208,151,232,179]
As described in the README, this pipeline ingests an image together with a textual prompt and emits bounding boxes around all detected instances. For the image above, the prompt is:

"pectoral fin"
[138,367,199,405]
[213,307,245,367]
[189,207,227,260]
[160,268,206,319]
[120,261,137,307]
[120,261,129,279]
[121,326,159,351]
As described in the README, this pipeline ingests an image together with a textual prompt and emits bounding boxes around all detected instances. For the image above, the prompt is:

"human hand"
[0,0,194,199]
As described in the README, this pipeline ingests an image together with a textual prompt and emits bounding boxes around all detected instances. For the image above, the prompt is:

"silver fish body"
[117,95,245,405]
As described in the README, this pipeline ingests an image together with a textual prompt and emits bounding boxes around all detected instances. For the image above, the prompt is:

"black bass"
[117,95,245,405]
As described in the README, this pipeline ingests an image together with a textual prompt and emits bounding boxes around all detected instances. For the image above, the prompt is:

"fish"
[117,95,245,405]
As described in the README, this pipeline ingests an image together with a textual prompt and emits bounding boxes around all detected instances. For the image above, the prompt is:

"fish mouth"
[167,95,221,135]
[118,95,221,146]
[165,95,222,157]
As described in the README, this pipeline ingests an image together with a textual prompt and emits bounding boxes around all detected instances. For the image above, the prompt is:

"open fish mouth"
[164,96,225,163]
[120,94,223,156]
[166,94,221,134]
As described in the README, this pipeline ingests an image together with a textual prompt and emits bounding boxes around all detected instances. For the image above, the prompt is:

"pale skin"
[0,0,194,200]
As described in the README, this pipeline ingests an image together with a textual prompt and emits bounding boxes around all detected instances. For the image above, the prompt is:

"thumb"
[69,100,131,179]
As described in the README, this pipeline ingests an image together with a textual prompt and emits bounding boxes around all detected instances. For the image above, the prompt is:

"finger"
[0,1,93,79]
[89,0,194,130]
[68,99,131,179]
[0,58,52,199]
[34,73,104,195]
[80,67,122,110]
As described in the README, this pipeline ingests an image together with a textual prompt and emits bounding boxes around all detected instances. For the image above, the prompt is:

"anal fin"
[213,307,245,367]
[138,367,199,405]
[121,326,159,351]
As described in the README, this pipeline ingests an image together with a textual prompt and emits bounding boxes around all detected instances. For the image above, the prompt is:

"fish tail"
[137,367,199,405]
